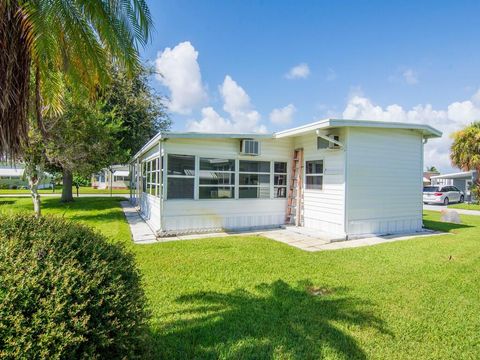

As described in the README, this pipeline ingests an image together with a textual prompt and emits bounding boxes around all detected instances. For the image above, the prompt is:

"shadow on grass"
[150,280,391,359]
[0,200,15,206]
[70,210,125,223]
[423,219,473,233]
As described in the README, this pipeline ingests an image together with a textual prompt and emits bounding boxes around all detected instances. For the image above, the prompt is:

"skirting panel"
[347,216,423,237]
[163,213,285,233]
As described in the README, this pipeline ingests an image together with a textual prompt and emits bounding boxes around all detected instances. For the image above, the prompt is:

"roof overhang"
[0,168,24,177]
[113,170,129,177]
[430,171,475,180]
[274,118,442,139]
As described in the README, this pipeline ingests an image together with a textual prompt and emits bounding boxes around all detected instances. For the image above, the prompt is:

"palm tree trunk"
[62,170,73,202]
[0,0,31,159]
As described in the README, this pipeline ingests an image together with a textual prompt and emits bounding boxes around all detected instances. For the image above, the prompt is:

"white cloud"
[285,63,310,79]
[155,41,207,114]
[402,68,419,85]
[187,75,267,133]
[269,104,296,125]
[341,90,480,172]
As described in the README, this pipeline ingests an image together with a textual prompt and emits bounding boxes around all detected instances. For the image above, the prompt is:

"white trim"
[274,118,442,139]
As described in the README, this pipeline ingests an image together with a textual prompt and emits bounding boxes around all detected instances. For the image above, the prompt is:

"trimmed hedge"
[0,215,149,359]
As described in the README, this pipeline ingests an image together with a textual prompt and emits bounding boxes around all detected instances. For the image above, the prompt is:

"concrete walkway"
[424,204,480,216]
[261,227,445,252]
[120,201,157,244]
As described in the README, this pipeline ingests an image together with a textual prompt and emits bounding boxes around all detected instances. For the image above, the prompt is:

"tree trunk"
[62,170,74,202]
[76,185,79,197]
[28,175,41,217]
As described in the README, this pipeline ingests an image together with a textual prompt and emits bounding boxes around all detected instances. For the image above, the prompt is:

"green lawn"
[449,203,480,211]
[0,186,130,195]
[1,197,479,359]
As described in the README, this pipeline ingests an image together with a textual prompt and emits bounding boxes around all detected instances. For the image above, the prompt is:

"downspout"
[158,139,164,234]
[343,128,349,240]
[136,158,140,207]
[421,136,427,227]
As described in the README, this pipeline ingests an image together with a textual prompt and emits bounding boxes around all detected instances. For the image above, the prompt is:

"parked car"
[423,185,464,205]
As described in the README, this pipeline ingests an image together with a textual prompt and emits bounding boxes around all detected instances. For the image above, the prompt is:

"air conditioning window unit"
[317,134,340,150]
[240,139,260,155]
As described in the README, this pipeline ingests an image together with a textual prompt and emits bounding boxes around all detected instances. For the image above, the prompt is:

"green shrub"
[0,215,149,359]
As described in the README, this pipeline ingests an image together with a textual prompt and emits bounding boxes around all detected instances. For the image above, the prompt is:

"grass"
[449,202,480,211]
[0,186,130,195]
[1,197,480,359]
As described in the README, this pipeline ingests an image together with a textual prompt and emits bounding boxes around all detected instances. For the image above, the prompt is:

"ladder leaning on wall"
[285,148,304,226]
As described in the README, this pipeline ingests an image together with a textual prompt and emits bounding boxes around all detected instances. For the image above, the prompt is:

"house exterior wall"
[135,137,294,234]
[345,128,424,237]
[130,124,432,238]
[293,129,346,236]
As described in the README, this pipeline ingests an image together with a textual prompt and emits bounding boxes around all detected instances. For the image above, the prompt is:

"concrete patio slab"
[120,201,157,244]
[258,227,446,252]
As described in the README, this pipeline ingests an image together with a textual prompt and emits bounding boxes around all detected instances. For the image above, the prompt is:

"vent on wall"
[317,134,340,150]
[240,139,260,155]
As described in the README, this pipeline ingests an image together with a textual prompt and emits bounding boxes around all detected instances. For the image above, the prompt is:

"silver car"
[423,185,464,205]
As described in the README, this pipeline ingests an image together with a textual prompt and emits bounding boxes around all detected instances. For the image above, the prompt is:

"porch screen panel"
[199,158,235,199]
[239,160,271,198]
[167,154,195,199]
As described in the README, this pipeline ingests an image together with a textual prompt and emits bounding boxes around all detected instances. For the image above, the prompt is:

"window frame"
[238,160,271,199]
[166,154,195,200]
[198,157,236,200]
[273,161,288,198]
[142,157,161,198]
[304,159,324,191]
[161,153,291,201]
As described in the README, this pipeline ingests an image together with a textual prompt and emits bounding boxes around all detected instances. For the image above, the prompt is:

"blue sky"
[141,0,480,172]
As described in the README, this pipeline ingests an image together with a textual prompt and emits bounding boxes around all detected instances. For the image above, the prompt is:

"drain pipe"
[158,139,164,235]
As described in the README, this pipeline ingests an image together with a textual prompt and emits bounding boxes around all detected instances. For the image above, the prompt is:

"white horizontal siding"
[164,137,293,160]
[346,127,423,236]
[294,131,346,236]
[163,199,286,232]
[138,193,161,231]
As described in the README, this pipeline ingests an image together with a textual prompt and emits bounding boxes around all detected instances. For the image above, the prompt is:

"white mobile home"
[92,165,130,189]
[130,119,441,240]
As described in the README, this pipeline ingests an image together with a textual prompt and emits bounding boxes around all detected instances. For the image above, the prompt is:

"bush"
[0,215,149,359]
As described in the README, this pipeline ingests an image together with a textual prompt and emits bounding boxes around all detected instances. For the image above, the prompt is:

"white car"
[423,185,464,205]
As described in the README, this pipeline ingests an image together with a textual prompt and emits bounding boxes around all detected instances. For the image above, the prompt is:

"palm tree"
[0,0,152,159]
[451,122,480,202]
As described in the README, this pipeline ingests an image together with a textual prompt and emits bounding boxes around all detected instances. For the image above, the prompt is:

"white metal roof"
[274,118,442,139]
[113,170,129,177]
[430,171,476,180]
[132,118,443,160]
[0,167,24,177]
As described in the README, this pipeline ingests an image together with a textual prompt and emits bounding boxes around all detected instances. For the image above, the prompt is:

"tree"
[101,66,171,162]
[45,96,126,202]
[22,126,46,217]
[72,175,90,198]
[451,122,480,203]
[426,166,439,173]
[1,0,152,159]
